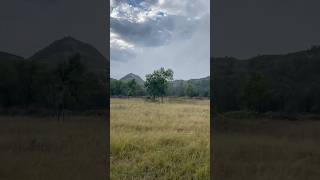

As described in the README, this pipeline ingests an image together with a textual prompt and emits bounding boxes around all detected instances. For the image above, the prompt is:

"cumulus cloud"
[110,32,136,61]
[110,0,210,80]
[110,0,204,48]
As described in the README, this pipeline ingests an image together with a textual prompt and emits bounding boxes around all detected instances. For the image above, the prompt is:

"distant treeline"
[110,79,146,97]
[0,53,107,113]
[110,77,210,98]
[212,46,320,113]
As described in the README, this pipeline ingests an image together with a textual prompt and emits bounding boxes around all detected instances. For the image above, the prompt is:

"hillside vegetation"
[213,47,320,180]
[111,74,210,98]
[212,46,320,113]
[0,37,108,114]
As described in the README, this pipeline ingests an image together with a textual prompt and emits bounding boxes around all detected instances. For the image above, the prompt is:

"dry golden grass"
[4,99,317,180]
[110,98,210,179]
[0,116,107,180]
[215,116,320,180]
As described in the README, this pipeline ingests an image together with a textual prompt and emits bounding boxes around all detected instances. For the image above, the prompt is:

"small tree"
[111,80,127,96]
[185,83,198,97]
[53,53,86,120]
[127,79,138,97]
[145,67,173,102]
[242,72,269,112]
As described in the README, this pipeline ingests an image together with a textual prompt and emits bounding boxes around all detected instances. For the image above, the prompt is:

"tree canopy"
[144,67,173,101]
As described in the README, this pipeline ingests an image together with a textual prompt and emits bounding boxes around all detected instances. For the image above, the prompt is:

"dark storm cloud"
[111,15,198,47]
[214,0,320,58]
[0,0,108,57]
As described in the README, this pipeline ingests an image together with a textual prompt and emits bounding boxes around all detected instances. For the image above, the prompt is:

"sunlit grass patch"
[110,98,210,179]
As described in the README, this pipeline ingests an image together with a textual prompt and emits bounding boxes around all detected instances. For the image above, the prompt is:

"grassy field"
[215,114,320,180]
[110,98,210,179]
[0,115,107,180]
[2,100,319,180]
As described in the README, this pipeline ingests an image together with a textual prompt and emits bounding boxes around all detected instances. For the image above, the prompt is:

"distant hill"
[0,52,25,77]
[120,73,145,85]
[0,37,108,76]
[111,73,210,97]
[212,46,320,113]
[0,52,24,62]
[29,36,108,76]
[0,37,108,111]
[117,73,210,96]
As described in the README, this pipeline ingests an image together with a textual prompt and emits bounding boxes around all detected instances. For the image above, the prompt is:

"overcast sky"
[110,0,210,80]
[214,0,320,59]
[0,0,108,58]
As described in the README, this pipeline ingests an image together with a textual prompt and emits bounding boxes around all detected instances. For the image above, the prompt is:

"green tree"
[145,67,173,102]
[127,79,138,97]
[242,72,269,112]
[185,83,197,97]
[110,80,128,96]
[53,54,88,119]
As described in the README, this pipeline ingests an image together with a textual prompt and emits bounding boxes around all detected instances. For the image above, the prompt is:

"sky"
[110,0,210,80]
[2,0,319,76]
[0,0,108,57]
[214,0,320,59]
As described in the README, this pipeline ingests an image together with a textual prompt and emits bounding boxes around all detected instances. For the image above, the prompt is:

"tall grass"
[110,98,210,179]
[215,116,320,180]
[0,116,107,180]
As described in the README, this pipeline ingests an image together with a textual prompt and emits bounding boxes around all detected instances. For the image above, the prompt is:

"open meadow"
[215,114,320,180]
[110,98,210,179]
[0,115,107,180]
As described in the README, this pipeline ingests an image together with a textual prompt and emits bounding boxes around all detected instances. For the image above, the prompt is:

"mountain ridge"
[113,73,210,97]
[0,51,25,61]
[120,73,145,85]
[118,73,210,83]
[28,36,108,75]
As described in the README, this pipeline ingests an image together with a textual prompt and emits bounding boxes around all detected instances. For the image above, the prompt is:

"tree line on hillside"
[110,79,146,97]
[212,46,320,113]
[111,70,210,98]
[167,78,210,97]
[0,53,107,115]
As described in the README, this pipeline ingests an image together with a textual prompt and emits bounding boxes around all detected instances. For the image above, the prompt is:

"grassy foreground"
[110,98,210,179]
[215,115,320,180]
[0,116,107,180]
